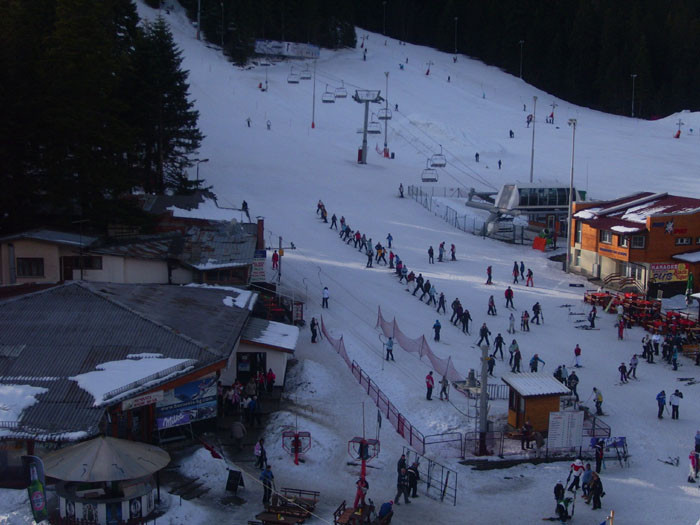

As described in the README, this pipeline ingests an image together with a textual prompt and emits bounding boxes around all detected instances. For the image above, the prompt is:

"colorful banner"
[22,455,48,523]
[649,262,689,283]
[155,374,217,430]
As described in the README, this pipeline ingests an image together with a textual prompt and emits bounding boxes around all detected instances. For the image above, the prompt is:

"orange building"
[570,192,700,297]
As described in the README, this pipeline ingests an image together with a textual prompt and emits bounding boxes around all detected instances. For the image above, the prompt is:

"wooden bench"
[333,500,373,525]
[255,511,305,525]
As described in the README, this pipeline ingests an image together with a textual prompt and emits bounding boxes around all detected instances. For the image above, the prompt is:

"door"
[60,256,75,281]
[236,352,267,384]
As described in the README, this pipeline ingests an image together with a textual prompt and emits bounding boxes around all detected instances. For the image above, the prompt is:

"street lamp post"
[454,17,459,55]
[566,119,577,273]
[519,40,524,79]
[631,74,637,118]
[195,158,210,184]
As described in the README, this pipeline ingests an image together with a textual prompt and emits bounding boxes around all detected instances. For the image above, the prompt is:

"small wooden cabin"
[501,373,571,433]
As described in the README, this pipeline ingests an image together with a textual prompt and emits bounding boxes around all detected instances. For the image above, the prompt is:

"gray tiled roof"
[0,282,250,441]
[0,229,97,247]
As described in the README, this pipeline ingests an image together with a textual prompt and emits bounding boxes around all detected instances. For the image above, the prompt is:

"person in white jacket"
[322,287,329,308]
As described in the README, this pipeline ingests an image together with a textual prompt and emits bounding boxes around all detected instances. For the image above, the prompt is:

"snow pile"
[179,447,231,495]
[0,489,34,525]
[0,384,48,435]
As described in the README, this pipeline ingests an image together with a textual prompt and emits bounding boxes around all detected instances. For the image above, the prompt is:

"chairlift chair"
[348,437,380,462]
[430,144,447,168]
[421,158,439,182]
[335,81,348,98]
[287,66,300,84]
[377,108,393,120]
[367,113,382,134]
[300,66,312,80]
[322,85,336,103]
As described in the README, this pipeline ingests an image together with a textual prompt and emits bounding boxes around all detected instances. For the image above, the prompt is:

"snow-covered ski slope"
[129,3,700,524]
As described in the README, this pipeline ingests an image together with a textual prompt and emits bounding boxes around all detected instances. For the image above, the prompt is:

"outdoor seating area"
[333,500,375,525]
[255,488,319,525]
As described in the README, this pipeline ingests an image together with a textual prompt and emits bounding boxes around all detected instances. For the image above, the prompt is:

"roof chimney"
[256,218,265,250]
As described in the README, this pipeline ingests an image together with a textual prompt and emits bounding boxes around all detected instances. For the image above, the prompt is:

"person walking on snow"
[529,354,545,372]
[427,284,437,306]
[568,371,579,401]
[618,362,628,383]
[425,371,434,400]
[493,333,505,359]
[512,346,522,372]
[271,250,279,270]
[322,287,329,308]
[450,298,461,323]
[310,317,319,343]
[477,323,491,346]
[450,244,456,261]
[588,306,597,328]
[433,319,441,341]
[525,268,534,287]
[593,440,604,474]
[437,292,446,314]
[439,375,449,400]
[521,310,530,331]
[593,387,604,415]
[512,261,519,284]
[487,295,497,316]
[419,280,431,302]
[385,337,395,361]
[330,214,338,229]
[505,287,514,309]
[428,246,434,264]
[617,319,625,340]
[656,390,666,419]
[399,265,408,283]
[519,261,525,279]
[670,389,683,419]
[395,468,411,504]
[574,344,582,367]
[461,309,472,334]
[260,465,274,505]
[438,242,445,262]
[532,302,542,324]
[508,312,516,334]
[413,273,424,296]
[386,233,393,248]
[407,462,420,497]
[389,250,395,269]
[629,354,638,379]
[486,265,493,284]
[508,340,519,366]
[254,438,267,469]
[568,459,584,492]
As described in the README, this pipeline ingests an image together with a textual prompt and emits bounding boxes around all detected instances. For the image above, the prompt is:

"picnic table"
[584,292,613,307]
[255,512,305,525]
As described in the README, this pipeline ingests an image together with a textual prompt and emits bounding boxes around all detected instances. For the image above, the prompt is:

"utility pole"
[630,74,637,118]
[566,119,577,273]
[266,236,296,285]
[478,344,490,456]
[519,40,524,79]
[383,72,389,157]
[529,95,537,183]
[353,90,382,164]
[197,0,202,40]
[311,60,316,128]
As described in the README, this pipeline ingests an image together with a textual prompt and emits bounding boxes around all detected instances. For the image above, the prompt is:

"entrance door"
[236,352,267,384]
[60,256,76,281]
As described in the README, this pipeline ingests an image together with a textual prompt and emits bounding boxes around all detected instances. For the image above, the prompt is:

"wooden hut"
[501,373,571,433]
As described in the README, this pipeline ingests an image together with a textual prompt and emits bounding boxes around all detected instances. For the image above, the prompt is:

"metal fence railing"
[402,446,459,506]
[463,431,505,457]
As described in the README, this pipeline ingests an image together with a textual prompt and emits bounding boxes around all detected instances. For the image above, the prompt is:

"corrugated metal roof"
[242,318,299,352]
[182,225,257,270]
[0,282,250,441]
[0,229,98,247]
[89,235,181,260]
[501,373,571,397]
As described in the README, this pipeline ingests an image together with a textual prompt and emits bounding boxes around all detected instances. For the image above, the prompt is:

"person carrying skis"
[656,390,666,419]
[412,273,424,296]
[567,371,579,401]
[593,387,603,415]
[670,389,683,419]
[530,353,545,372]
[433,319,441,341]
[385,336,395,361]
[428,246,434,264]
[505,287,514,309]
[493,333,505,359]
[439,375,449,401]
[568,458,584,492]
[512,346,522,372]
[425,371,434,400]
[532,302,542,324]
[450,244,456,261]
[437,292,446,314]
[508,312,516,334]
[330,213,338,229]
[486,265,493,284]
[521,310,530,331]
[512,261,519,284]
[419,279,431,301]
[487,295,497,316]
[525,268,534,287]
[629,354,638,379]
[386,233,393,248]
[310,317,319,343]
[618,362,628,383]
[574,344,582,367]
[477,323,491,346]
[460,309,472,334]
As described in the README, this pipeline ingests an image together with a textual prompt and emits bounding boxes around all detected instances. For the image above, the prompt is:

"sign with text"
[251,252,266,283]
[121,391,163,411]
[649,262,689,283]
[254,40,320,59]
[155,374,217,429]
[547,411,584,449]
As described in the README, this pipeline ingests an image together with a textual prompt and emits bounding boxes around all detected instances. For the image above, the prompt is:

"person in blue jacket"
[433,320,441,341]
[656,390,666,419]
[529,354,545,372]
[259,465,274,505]
[378,500,393,519]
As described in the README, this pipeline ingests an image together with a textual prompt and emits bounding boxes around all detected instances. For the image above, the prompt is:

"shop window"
[16,258,44,277]
[600,231,612,244]
[696,237,700,245]
[631,236,646,249]
[675,237,692,246]
[618,236,629,247]
[575,221,582,243]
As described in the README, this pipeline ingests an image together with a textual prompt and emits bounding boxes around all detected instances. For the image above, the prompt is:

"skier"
[656,390,666,419]
[450,298,461,323]
[511,346,522,373]
[588,306,597,328]
[670,389,683,419]
[385,336,395,361]
[508,312,516,334]
[418,279,430,301]
[509,129,515,138]
[530,353,545,372]
[618,362,628,383]
[389,250,395,269]
[487,295,497,316]
[498,159,502,170]
[519,261,525,279]
[587,472,604,509]
[399,183,404,197]
[330,214,337,229]
[450,244,456,261]
[568,458,584,492]
[486,265,493,285]
[477,323,491,346]
[310,317,318,343]
[386,233,393,248]
[493,333,505,359]
[594,440,604,473]
[568,371,579,401]
[322,287,329,308]
[395,468,410,504]
[574,344,582,367]
[412,273,424,296]
[427,284,437,306]
[486,355,495,376]
[593,387,604,415]
[460,309,472,334]
[425,371,434,400]
[399,264,408,283]
[512,261,520,284]
[366,248,374,268]
[505,287,514,309]
[433,319,441,341]
[428,246,434,264]
[508,339,519,366]
[271,249,279,270]
[437,292,446,314]
[439,375,449,401]
[438,242,445,262]
[246,117,252,127]
[532,302,542,324]
[521,310,530,331]
[407,461,420,497]
[525,268,534,287]
[629,354,638,379]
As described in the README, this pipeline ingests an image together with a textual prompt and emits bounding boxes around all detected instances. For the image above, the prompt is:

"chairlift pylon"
[421,158,439,182]
[335,81,348,98]
[377,107,392,120]
[322,84,336,103]
[287,66,300,84]
[430,144,447,168]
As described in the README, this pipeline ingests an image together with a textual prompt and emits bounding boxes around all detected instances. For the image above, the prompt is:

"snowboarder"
[460,309,472,334]
[568,459,584,492]
[530,353,545,372]
[508,312,515,334]
[428,246,434,264]
[385,336,395,361]
[656,390,666,418]
[386,233,393,248]
[629,354,638,379]
[395,468,410,504]
[271,250,279,270]
[487,295,497,316]
[512,261,519,284]
[260,464,274,505]
[493,333,504,359]
[505,287,514,309]
[593,387,603,415]
[322,287,329,308]
[439,375,449,400]
[486,265,493,285]
[568,371,579,401]
[450,244,456,261]
[525,268,534,287]
[310,317,318,343]
[425,371,434,400]
[532,302,542,324]
[618,362,628,383]
[574,344,582,367]
[670,389,683,419]
[437,292,446,314]
[407,462,420,497]
[433,319,441,341]
[330,214,338,229]
[412,273,424,296]
[477,323,491,346]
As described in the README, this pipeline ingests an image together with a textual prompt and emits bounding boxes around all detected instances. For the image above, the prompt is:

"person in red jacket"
[266,368,276,393]
[271,250,279,270]
[425,371,434,400]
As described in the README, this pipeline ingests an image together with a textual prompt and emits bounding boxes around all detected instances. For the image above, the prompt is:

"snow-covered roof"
[673,251,700,263]
[0,384,48,438]
[501,373,571,397]
[0,229,98,248]
[242,318,299,352]
[167,195,238,221]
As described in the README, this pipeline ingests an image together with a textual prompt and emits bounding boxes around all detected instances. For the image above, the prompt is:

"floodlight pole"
[478,344,490,456]
[384,72,389,156]
[630,74,637,118]
[566,119,577,274]
[311,60,316,128]
[529,95,537,183]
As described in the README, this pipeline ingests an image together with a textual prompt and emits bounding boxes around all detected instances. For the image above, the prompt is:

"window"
[575,221,582,243]
[16,258,44,277]
[618,236,629,247]
[600,231,612,244]
[574,249,581,266]
[675,237,692,246]
[557,188,568,206]
[631,235,646,249]
[696,237,700,245]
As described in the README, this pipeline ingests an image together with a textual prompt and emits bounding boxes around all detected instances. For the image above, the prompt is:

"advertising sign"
[121,390,163,411]
[547,411,584,449]
[254,39,320,58]
[649,262,689,283]
[155,374,217,430]
[251,249,266,283]
[22,456,48,523]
